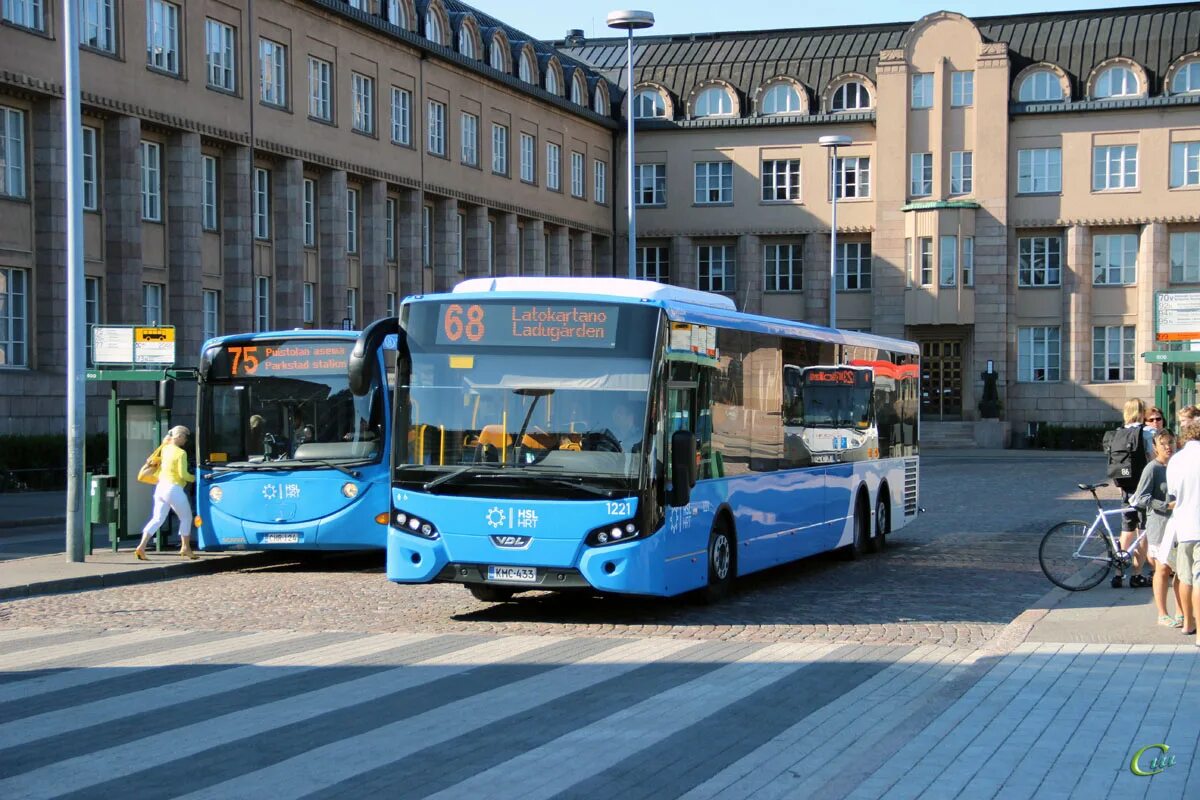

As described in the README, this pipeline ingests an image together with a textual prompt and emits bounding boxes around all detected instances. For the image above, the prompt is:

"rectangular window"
[911,73,933,109]
[919,237,933,286]
[1018,326,1061,382]
[456,212,464,273]
[1093,144,1137,191]
[253,167,270,240]
[487,219,495,275]
[1017,148,1062,194]
[146,0,180,74]
[0,267,29,367]
[386,292,396,319]
[205,19,236,91]
[594,160,606,204]
[939,235,957,287]
[422,205,432,266]
[761,159,800,202]
[910,153,932,197]
[85,276,100,366]
[1092,233,1138,285]
[142,282,164,325]
[386,197,396,261]
[82,0,117,52]
[3,0,42,31]
[951,71,974,107]
[0,106,24,199]
[635,163,666,206]
[697,245,735,292]
[491,124,508,175]
[1018,236,1062,287]
[255,276,270,332]
[259,39,287,106]
[201,155,218,230]
[764,243,802,292]
[303,178,316,247]
[346,188,358,254]
[352,72,374,133]
[1093,325,1136,382]
[303,282,315,323]
[546,142,561,190]
[950,151,973,195]
[837,241,872,290]
[571,151,585,198]
[519,132,535,183]
[962,236,974,288]
[202,290,220,342]
[1171,142,1200,188]
[460,112,478,165]
[833,156,870,199]
[346,288,358,328]
[1171,232,1200,283]
[694,161,732,204]
[636,246,669,282]
[309,58,332,121]
[82,126,98,211]
[390,87,410,145]
[426,99,445,156]
[140,141,161,221]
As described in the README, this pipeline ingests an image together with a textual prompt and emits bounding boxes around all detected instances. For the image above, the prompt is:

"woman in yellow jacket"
[135,425,197,560]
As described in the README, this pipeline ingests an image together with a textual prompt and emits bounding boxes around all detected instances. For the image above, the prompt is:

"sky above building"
[467,0,1184,41]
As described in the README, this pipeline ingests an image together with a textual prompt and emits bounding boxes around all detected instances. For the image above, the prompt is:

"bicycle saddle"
[1078,482,1109,491]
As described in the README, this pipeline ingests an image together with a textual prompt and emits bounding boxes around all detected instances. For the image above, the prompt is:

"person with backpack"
[1103,398,1155,587]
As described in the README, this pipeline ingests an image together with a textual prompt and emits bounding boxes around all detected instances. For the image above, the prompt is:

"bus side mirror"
[157,379,174,411]
[669,430,696,507]
[349,317,401,396]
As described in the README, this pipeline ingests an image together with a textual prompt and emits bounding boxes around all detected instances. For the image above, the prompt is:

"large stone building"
[1,1,1199,440]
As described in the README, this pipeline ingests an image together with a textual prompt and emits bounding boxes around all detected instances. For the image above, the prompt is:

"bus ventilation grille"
[904,459,918,517]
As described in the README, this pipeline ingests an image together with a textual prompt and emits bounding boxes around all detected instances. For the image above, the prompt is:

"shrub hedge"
[1029,423,1119,451]
[0,434,109,491]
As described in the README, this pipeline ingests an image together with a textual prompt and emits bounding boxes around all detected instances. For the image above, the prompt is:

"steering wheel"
[583,429,622,453]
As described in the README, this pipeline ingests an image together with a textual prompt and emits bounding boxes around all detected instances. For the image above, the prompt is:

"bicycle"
[1038,481,1151,591]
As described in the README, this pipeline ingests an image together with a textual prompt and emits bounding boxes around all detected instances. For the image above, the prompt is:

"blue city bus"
[376,277,918,601]
[194,328,396,551]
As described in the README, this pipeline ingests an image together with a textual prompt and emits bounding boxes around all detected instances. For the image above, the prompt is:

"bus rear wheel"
[871,491,890,553]
[701,521,735,604]
[467,584,517,603]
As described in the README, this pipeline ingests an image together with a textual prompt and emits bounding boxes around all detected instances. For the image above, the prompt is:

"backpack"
[1103,424,1147,489]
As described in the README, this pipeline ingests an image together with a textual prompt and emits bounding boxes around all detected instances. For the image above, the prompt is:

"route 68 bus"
[360,277,918,602]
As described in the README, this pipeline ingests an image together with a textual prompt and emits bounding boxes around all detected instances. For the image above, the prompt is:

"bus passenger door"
[664,362,701,562]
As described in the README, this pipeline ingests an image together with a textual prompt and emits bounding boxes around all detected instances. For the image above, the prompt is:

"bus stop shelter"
[1148,289,1200,431]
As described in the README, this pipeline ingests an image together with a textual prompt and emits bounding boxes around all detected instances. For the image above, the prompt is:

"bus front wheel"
[467,584,517,603]
[701,521,735,604]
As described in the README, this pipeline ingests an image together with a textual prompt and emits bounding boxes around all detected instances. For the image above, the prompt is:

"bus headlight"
[585,518,641,547]
[341,482,359,499]
[394,509,439,540]
[208,486,223,503]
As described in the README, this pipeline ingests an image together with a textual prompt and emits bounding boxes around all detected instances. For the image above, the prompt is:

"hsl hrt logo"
[1130,743,1176,776]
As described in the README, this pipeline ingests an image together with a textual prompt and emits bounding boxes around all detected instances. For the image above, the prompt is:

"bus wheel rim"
[712,534,730,580]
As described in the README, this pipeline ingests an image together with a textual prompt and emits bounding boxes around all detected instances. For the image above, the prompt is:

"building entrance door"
[921,339,963,419]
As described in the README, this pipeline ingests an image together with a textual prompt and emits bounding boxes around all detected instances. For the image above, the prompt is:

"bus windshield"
[397,300,659,494]
[200,338,386,467]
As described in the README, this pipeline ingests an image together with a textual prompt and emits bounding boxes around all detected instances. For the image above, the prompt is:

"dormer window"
[1171,60,1200,94]
[694,86,733,117]
[592,84,608,115]
[386,0,406,28]
[571,74,586,105]
[1094,65,1138,98]
[760,82,803,115]
[424,8,443,45]
[1018,69,1064,102]
[458,27,476,59]
[830,81,871,111]
[519,50,536,84]
[489,36,507,72]
[634,88,667,118]
[546,67,560,95]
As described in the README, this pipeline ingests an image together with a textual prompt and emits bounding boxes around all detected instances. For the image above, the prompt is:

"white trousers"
[139,482,192,548]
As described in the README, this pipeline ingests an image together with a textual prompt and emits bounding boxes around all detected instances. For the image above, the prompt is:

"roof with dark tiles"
[558,3,1200,104]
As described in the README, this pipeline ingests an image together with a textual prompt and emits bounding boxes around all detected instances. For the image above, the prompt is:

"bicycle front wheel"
[1039,520,1113,591]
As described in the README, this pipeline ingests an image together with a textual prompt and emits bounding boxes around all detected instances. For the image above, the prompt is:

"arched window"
[760,82,802,114]
[546,67,559,95]
[1094,65,1138,98]
[571,74,585,105]
[458,26,475,59]
[694,86,733,117]
[424,8,443,45]
[634,88,667,118]
[1018,70,1064,102]
[593,85,608,115]
[519,50,536,84]
[1172,60,1200,94]
[489,37,507,72]
[830,81,870,111]
[386,0,406,28]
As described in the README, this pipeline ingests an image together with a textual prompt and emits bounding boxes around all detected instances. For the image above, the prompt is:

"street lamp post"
[607,10,655,280]
[819,134,852,329]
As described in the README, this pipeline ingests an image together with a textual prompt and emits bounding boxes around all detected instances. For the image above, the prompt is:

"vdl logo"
[1130,743,1176,777]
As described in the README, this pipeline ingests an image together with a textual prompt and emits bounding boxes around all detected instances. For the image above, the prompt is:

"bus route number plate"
[487,566,537,583]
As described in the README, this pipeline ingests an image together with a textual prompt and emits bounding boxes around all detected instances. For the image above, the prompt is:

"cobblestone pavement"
[0,453,1111,647]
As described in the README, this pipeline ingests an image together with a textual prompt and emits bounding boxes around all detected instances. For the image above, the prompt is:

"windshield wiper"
[422,463,507,491]
[295,458,361,479]
[537,476,616,497]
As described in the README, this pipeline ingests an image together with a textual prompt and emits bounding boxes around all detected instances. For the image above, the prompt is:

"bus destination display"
[435,302,618,348]
[212,340,353,378]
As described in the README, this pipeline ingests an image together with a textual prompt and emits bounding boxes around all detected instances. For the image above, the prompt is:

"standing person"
[1133,430,1183,626]
[1109,399,1151,587]
[1166,418,1200,639]
[134,425,197,560]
